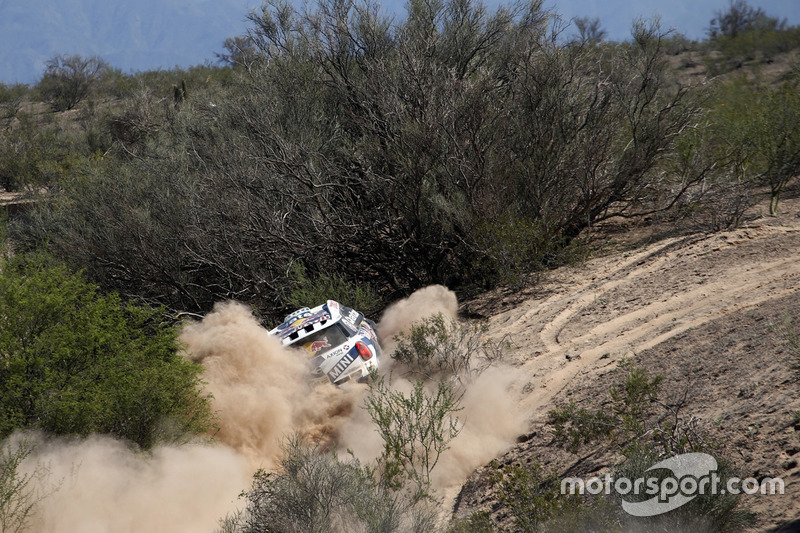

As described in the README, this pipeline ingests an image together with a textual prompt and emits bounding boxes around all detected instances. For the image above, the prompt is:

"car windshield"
[296,323,350,357]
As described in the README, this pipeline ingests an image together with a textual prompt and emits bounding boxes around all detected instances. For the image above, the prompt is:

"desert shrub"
[541,362,754,532]
[708,77,800,215]
[572,17,606,45]
[675,176,754,231]
[365,313,507,501]
[490,460,581,533]
[390,313,506,384]
[706,0,800,62]
[479,363,754,532]
[37,54,108,112]
[365,377,463,500]
[547,362,663,454]
[717,26,800,61]
[607,447,754,533]
[472,216,581,288]
[0,113,88,192]
[0,437,49,533]
[661,32,697,55]
[219,437,438,533]
[0,83,29,119]
[16,0,707,318]
[106,85,164,155]
[0,253,215,448]
[285,262,381,317]
[446,512,494,533]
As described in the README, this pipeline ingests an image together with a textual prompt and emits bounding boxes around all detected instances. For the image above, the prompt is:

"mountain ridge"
[0,0,258,84]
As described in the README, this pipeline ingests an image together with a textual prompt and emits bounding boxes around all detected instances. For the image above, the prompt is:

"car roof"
[269,300,353,345]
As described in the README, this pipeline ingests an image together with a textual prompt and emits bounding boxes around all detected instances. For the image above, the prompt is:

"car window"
[297,323,349,356]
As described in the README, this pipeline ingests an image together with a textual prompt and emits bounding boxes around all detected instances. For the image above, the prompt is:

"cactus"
[172,80,188,106]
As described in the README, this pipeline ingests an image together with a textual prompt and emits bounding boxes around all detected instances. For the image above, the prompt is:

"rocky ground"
[455,190,800,531]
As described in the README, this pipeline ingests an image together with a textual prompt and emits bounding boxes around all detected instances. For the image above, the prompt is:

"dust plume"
[180,300,367,465]
[377,284,458,348]
[344,285,527,492]
[16,433,248,533]
[4,286,525,531]
[340,363,527,493]
[431,365,527,488]
[180,300,306,466]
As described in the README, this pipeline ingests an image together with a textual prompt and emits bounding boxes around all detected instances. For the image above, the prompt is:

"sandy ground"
[454,195,800,531]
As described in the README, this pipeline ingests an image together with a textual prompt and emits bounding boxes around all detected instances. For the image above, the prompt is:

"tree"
[708,0,786,39]
[573,16,606,44]
[0,254,214,449]
[18,0,705,319]
[216,36,260,68]
[37,54,108,111]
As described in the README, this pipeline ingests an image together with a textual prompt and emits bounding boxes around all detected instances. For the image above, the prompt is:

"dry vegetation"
[0,0,799,531]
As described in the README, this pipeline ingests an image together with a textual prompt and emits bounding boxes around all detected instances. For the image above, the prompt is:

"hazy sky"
[543,0,800,41]
[2,0,799,84]
[360,0,800,41]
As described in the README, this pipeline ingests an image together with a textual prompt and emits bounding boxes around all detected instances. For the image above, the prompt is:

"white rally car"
[269,300,381,384]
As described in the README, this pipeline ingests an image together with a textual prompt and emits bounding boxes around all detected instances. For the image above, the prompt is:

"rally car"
[269,300,381,384]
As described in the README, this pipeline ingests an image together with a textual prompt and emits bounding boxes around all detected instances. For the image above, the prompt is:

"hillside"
[453,190,800,531]
[1,1,800,529]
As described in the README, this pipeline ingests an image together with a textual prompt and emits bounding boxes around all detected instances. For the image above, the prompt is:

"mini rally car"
[269,300,381,384]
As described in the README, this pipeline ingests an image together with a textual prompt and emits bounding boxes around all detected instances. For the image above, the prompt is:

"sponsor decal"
[327,352,356,381]
[276,310,331,338]
[304,337,330,354]
[343,309,361,327]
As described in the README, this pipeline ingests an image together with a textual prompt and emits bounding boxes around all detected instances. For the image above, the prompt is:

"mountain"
[0,0,259,85]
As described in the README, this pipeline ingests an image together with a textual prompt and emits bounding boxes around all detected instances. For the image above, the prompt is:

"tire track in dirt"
[491,223,800,419]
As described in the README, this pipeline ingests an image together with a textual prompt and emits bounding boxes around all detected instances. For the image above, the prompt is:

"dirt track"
[459,201,800,530]
[495,222,800,421]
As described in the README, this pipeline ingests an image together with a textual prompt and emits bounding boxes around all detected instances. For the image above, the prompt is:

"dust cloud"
[376,284,459,350]
[432,365,526,489]
[341,285,527,492]
[6,286,526,531]
[15,433,248,533]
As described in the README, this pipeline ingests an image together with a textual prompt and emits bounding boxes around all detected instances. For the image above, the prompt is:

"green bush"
[490,460,579,533]
[0,114,85,192]
[540,362,754,532]
[365,376,463,500]
[0,253,215,448]
[708,77,800,215]
[0,83,29,119]
[390,312,506,384]
[285,262,381,317]
[547,362,663,454]
[446,512,494,533]
[219,437,437,533]
[608,447,753,533]
[478,363,754,532]
[472,215,579,288]
[0,437,47,533]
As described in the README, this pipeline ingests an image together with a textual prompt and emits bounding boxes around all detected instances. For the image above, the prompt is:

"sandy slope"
[457,199,800,530]
[496,222,800,421]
